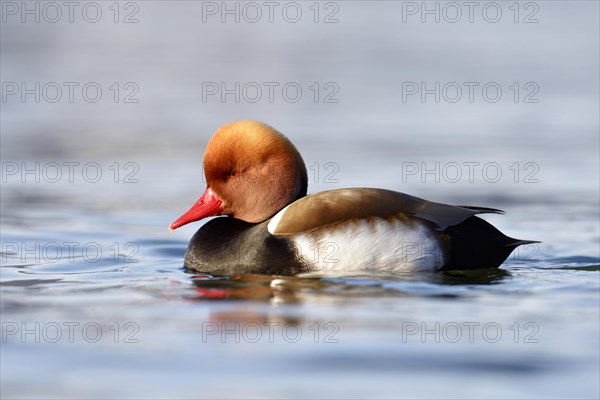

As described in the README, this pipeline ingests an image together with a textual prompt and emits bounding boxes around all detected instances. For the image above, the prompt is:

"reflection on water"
[188,269,512,303]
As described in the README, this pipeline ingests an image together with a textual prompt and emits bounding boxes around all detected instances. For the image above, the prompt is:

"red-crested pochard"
[170,120,538,275]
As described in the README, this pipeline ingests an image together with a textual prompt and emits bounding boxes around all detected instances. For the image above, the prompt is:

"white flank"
[267,204,291,235]
[289,218,445,272]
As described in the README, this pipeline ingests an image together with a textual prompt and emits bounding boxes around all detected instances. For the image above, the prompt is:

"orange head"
[169,120,308,230]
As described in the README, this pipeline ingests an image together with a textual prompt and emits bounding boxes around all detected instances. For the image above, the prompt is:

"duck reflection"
[186,267,511,304]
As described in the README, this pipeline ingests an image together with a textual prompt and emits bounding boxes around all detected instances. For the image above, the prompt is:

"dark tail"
[443,216,540,269]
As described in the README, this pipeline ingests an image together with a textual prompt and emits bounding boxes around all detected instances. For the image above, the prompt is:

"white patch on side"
[289,217,445,272]
[267,204,291,235]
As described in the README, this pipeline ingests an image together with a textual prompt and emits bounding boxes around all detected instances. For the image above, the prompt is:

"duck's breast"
[284,215,447,272]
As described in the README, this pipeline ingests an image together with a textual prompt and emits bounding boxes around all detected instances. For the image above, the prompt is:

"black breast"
[183,217,309,275]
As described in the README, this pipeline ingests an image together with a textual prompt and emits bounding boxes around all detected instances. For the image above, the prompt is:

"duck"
[170,120,538,275]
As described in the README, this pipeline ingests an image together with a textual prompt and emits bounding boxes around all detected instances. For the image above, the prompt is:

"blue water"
[1,1,599,399]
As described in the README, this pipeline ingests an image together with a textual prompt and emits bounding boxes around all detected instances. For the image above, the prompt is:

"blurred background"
[1,1,599,399]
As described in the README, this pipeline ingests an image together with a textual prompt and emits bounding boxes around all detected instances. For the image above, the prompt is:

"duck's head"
[169,120,308,230]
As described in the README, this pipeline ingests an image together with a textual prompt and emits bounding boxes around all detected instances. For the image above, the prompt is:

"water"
[1,1,599,399]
